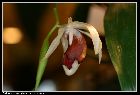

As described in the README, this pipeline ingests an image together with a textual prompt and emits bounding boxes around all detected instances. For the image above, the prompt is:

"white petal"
[44,28,65,59]
[72,22,102,54]
[97,38,102,64]
[99,49,102,64]
[68,21,102,64]
[62,60,80,76]
[77,29,91,38]
[68,29,73,46]
[65,27,77,46]
[79,29,102,64]
[87,25,102,55]
[61,34,68,53]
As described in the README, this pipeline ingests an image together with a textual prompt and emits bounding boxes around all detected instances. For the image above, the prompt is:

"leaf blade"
[35,24,58,90]
[104,3,136,91]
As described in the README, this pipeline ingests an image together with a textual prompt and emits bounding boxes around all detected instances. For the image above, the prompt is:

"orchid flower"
[44,17,102,76]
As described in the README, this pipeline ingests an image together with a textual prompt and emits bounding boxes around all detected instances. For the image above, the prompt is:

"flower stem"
[54,4,59,25]
[34,4,60,91]
[46,4,60,40]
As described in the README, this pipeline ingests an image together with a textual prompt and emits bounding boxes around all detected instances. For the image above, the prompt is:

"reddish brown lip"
[63,34,87,70]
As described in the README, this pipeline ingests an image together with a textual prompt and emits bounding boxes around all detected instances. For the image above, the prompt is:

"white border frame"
[2,2,137,93]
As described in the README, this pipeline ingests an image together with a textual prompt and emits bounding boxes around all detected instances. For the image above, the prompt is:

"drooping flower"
[44,17,102,76]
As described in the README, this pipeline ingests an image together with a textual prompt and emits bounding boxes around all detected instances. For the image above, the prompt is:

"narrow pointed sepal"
[44,28,65,59]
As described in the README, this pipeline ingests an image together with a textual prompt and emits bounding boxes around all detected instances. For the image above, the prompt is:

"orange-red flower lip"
[63,35,87,70]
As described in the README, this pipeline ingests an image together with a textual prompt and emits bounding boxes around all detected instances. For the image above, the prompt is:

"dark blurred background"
[3,3,121,91]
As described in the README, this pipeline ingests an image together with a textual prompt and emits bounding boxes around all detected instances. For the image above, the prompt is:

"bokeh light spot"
[3,27,23,44]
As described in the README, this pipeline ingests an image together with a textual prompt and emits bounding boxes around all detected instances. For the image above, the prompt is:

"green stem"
[46,24,58,40]
[34,4,60,91]
[54,7,59,25]
[46,4,60,40]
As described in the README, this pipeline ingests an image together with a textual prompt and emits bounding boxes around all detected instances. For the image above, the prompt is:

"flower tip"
[62,60,80,76]
[68,17,72,23]
[98,50,102,64]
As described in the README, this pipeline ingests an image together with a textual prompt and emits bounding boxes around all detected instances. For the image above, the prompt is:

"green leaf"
[104,4,136,91]
[34,5,60,90]
[34,38,49,90]
[34,25,58,91]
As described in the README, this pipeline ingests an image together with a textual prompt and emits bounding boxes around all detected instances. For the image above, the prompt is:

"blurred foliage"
[104,3,136,91]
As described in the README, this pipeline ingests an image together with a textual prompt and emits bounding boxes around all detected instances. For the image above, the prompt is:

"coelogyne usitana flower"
[44,17,102,76]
